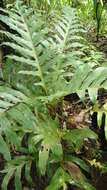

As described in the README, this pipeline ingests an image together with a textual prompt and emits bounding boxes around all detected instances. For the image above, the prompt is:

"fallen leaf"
[64,161,83,182]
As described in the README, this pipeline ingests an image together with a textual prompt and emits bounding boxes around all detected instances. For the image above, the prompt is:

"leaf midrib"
[19,7,48,95]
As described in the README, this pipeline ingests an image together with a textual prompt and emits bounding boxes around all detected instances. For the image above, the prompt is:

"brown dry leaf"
[64,161,83,182]
[71,110,90,128]
[73,111,89,123]
[73,111,85,123]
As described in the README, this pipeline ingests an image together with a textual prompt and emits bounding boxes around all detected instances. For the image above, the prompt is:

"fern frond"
[1,156,33,190]
[71,65,107,91]
[0,5,106,103]
[0,4,48,95]
[52,7,87,53]
[41,64,107,102]
[0,85,28,113]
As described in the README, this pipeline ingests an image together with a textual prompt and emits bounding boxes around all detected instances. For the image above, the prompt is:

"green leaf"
[19,71,40,76]
[81,178,96,190]
[67,156,90,173]
[46,168,72,190]
[63,129,98,142]
[88,88,98,103]
[77,89,85,102]
[51,143,63,158]
[0,117,20,149]
[97,111,103,128]
[8,103,36,131]
[63,129,98,151]
[1,168,14,190]
[25,162,33,185]
[0,135,11,161]
[0,4,48,94]
[15,167,22,190]
[34,117,62,160]
[39,147,49,175]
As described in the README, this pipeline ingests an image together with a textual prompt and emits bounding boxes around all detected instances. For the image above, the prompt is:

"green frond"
[0,85,28,113]
[1,5,105,101]
[0,3,48,95]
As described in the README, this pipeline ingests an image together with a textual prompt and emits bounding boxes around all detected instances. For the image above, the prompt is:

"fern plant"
[0,1,107,190]
[0,102,98,190]
[1,3,107,102]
